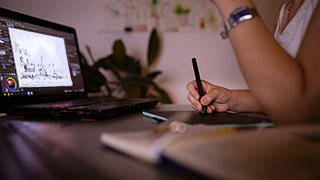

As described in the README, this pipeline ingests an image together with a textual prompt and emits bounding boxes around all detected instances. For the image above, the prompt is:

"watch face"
[233,7,250,19]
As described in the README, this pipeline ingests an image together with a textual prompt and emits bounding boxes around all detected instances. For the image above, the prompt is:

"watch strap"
[221,6,259,39]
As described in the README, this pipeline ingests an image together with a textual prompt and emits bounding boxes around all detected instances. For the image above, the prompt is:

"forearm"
[214,0,306,122]
[230,17,306,123]
[230,22,304,109]
[229,90,264,113]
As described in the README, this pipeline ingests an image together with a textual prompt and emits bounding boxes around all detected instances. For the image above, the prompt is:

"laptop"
[0,7,159,120]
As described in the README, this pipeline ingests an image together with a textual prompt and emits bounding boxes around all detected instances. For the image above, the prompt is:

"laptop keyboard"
[21,97,121,109]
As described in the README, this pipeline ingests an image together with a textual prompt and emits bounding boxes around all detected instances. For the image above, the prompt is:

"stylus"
[192,58,207,115]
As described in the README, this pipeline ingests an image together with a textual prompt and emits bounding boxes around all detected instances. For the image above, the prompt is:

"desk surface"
[4,104,320,180]
[1,104,215,180]
[3,104,319,180]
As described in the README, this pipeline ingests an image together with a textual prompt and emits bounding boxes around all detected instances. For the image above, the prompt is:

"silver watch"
[221,6,259,39]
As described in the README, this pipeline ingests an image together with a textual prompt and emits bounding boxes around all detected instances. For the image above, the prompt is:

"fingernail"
[201,98,207,105]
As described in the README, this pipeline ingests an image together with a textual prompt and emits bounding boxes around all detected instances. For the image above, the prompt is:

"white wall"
[1,0,286,104]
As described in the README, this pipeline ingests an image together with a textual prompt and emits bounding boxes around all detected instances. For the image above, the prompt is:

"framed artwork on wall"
[96,0,223,32]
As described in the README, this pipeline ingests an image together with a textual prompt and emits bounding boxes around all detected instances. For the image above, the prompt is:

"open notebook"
[100,122,320,180]
[0,8,158,119]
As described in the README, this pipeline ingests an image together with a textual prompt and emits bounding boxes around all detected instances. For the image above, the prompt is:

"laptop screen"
[0,8,86,108]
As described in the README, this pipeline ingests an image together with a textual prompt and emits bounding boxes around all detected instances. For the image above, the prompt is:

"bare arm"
[213,0,320,124]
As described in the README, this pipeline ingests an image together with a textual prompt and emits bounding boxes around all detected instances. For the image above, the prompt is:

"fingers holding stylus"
[187,80,231,113]
[187,80,212,114]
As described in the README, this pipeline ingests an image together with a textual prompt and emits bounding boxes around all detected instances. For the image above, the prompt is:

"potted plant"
[81,28,172,103]
[174,4,190,26]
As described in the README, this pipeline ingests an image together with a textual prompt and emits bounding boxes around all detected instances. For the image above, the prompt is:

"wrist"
[230,90,264,113]
[220,6,259,39]
[229,90,240,112]
[214,0,256,21]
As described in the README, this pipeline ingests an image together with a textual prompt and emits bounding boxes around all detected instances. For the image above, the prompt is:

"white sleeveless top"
[274,0,319,58]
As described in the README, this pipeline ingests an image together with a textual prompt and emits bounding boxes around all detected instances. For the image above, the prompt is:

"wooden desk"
[0,104,209,180]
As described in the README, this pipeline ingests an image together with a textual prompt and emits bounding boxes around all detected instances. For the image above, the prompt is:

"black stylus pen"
[192,58,207,115]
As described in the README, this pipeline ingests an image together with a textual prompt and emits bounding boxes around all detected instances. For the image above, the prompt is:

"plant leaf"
[147,71,162,80]
[153,86,172,104]
[109,54,124,69]
[152,0,157,5]
[104,83,114,97]
[109,55,141,74]
[80,52,89,65]
[84,81,102,92]
[110,68,121,81]
[119,75,156,87]
[95,55,122,80]
[125,56,141,74]
[113,39,126,60]
[120,75,155,98]
[94,56,110,70]
[123,84,141,98]
[81,63,107,92]
[148,28,159,66]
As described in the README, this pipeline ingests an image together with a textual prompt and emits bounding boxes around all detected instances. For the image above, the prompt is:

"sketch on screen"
[9,28,73,88]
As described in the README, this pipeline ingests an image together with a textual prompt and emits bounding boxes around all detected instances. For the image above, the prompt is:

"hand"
[186,80,232,113]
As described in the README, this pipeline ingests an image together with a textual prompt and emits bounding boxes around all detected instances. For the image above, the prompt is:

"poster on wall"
[96,0,223,32]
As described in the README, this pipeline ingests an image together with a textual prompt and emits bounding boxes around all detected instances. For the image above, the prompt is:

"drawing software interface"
[0,15,85,97]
